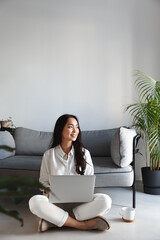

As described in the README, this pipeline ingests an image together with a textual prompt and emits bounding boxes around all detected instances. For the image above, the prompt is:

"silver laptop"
[49,175,96,203]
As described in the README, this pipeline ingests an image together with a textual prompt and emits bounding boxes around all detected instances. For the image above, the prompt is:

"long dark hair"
[50,114,86,175]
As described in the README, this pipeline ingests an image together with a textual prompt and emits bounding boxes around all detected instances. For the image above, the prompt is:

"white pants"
[29,193,112,227]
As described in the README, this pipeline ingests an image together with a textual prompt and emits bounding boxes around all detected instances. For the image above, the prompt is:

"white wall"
[133,0,160,179]
[0,0,136,131]
[134,0,160,80]
[0,0,160,179]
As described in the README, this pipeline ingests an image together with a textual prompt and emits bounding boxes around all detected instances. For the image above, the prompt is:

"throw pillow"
[0,131,16,159]
[111,127,137,167]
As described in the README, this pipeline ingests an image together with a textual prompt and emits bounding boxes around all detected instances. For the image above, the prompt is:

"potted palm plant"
[126,70,160,194]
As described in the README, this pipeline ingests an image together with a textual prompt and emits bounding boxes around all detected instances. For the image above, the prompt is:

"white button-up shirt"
[39,145,94,188]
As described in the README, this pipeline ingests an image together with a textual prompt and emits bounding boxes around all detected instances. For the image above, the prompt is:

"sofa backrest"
[81,128,118,157]
[14,127,53,156]
[13,127,118,157]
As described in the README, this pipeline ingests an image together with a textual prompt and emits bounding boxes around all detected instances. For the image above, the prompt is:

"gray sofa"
[0,127,139,207]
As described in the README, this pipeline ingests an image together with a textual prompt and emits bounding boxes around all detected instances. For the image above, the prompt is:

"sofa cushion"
[0,155,133,187]
[0,131,15,159]
[95,171,134,187]
[14,127,53,156]
[92,157,134,187]
[111,127,137,167]
[82,128,117,157]
[0,155,42,171]
[92,156,133,174]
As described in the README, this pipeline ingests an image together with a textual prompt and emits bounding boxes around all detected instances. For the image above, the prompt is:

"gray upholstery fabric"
[0,155,42,170]
[95,171,133,187]
[0,155,133,187]
[1,155,132,173]
[14,127,118,157]
[110,128,121,166]
[82,128,118,157]
[0,166,133,187]
[0,131,15,159]
[14,127,52,155]
[0,168,40,179]
[92,157,133,174]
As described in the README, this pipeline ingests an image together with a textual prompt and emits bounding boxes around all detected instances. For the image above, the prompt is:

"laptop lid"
[49,175,96,203]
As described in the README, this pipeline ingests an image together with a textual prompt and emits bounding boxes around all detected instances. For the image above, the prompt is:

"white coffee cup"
[120,207,135,222]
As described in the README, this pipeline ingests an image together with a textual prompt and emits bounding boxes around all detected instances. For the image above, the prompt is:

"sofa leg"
[133,183,136,208]
[132,134,140,209]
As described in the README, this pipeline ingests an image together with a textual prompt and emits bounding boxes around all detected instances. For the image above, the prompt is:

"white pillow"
[0,131,15,159]
[111,127,137,167]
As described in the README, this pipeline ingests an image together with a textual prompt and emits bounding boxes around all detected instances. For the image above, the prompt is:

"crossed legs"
[29,193,112,231]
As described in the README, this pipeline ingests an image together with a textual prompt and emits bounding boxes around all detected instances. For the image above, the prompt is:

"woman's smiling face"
[62,117,79,143]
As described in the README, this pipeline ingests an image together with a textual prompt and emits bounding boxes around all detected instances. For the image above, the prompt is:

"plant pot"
[141,167,160,195]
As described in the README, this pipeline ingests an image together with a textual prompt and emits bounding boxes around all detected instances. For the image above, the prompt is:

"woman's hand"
[44,188,50,198]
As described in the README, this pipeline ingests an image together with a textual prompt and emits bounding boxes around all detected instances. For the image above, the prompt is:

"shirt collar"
[56,144,74,159]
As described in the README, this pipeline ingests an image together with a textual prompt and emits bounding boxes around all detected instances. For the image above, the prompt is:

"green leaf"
[0,145,15,152]
[0,176,47,190]
[0,176,51,227]
[0,189,35,198]
[10,197,25,204]
[0,204,23,226]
